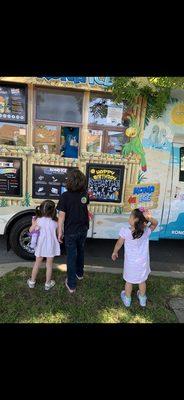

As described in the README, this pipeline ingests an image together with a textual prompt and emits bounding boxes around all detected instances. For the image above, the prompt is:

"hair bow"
[139,207,146,213]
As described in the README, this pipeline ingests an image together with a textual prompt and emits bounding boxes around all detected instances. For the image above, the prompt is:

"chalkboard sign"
[0,83,27,123]
[0,157,22,197]
[32,164,77,200]
[86,163,125,203]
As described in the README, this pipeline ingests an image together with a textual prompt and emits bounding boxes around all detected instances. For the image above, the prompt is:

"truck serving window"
[88,93,129,155]
[35,88,83,123]
[179,147,184,181]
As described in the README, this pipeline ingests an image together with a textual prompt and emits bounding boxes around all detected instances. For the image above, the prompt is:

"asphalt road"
[0,236,184,272]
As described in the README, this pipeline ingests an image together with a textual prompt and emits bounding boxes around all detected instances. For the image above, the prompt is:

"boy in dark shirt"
[57,169,89,293]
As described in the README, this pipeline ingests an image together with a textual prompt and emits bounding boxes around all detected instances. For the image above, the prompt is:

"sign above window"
[0,77,112,91]
[41,77,112,88]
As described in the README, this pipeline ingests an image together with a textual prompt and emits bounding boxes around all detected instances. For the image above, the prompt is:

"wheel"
[9,216,35,260]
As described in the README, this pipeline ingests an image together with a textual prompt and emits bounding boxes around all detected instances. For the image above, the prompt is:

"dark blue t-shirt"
[57,191,89,235]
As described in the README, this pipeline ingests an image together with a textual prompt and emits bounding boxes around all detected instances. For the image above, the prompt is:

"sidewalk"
[0,261,184,279]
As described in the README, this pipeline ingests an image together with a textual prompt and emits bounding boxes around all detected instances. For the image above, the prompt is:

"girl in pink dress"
[27,200,60,291]
[112,208,158,307]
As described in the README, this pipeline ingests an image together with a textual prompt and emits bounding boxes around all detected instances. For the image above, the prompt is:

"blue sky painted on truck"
[143,91,184,149]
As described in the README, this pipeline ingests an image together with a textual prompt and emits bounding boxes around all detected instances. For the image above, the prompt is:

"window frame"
[33,121,81,157]
[33,86,83,157]
[88,91,128,154]
[34,85,83,126]
[88,91,125,129]
[33,123,61,154]
[0,121,28,146]
[87,124,127,154]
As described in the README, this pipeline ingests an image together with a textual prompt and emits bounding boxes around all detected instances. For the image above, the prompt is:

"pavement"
[1,236,184,272]
[169,298,184,323]
[1,261,184,278]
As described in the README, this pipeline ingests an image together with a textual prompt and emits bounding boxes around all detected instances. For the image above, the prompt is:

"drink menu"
[0,158,22,197]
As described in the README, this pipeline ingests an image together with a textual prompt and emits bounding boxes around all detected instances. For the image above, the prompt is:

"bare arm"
[112,237,124,261]
[148,217,158,232]
[29,219,39,233]
[58,211,66,242]
[143,210,158,232]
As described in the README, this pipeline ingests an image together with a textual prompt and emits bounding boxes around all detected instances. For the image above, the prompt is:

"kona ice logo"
[44,167,67,175]
[42,77,112,87]
[88,77,112,87]
[128,185,155,205]
[133,185,155,202]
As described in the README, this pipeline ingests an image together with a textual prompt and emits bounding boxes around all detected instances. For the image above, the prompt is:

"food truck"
[0,76,184,260]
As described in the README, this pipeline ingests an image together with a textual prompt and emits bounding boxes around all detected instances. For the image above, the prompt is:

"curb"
[0,262,184,279]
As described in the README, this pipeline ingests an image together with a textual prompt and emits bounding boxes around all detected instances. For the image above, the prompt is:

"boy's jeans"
[65,230,87,289]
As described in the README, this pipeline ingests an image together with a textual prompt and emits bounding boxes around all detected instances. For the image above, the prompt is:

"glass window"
[61,127,79,159]
[34,124,60,154]
[0,122,27,146]
[87,128,128,154]
[34,124,80,158]
[104,131,128,155]
[89,93,124,127]
[87,129,103,152]
[35,88,83,123]
[179,147,184,181]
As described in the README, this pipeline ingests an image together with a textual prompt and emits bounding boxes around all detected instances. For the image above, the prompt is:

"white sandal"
[45,280,56,291]
[27,279,36,289]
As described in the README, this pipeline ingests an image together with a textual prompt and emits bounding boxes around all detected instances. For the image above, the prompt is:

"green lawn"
[0,268,184,323]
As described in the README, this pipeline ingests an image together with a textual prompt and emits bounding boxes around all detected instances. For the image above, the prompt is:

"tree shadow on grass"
[0,268,183,323]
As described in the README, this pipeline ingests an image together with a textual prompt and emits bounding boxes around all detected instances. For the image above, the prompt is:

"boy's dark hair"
[66,169,87,192]
[35,200,57,221]
[132,208,148,239]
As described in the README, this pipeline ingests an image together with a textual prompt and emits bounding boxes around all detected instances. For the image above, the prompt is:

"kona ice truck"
[0,76,184,260]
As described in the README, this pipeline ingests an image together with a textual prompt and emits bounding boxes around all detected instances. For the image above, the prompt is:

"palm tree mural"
[122,115,147,172]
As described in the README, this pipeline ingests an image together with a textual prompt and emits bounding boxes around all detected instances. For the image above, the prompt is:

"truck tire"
[9,216,35,261]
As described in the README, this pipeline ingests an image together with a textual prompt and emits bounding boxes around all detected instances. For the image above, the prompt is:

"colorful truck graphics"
[0,78,184,260]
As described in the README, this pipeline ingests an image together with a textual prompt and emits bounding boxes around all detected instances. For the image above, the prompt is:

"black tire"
[9,216,35,261]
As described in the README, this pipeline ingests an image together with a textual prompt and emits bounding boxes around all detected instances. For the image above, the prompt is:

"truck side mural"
[0,77,184,260]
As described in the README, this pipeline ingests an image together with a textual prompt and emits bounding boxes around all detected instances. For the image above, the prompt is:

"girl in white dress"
[27,200,60,291]
[112,208,158,307]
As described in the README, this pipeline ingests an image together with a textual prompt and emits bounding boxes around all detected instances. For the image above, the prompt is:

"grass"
[0,268,184,323]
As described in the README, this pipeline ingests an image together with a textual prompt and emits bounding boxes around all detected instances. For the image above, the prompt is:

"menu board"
[32,164,77,200]
[87,163,124,203]
[0,157,22,197]
[0,84,27,123]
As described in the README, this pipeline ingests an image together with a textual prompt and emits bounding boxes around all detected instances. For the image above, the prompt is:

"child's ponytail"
[35,205,42,218]
[132,208,148,239]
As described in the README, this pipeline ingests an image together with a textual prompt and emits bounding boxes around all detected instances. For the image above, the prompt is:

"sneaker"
[120,290,131,307]
[137,290,147,307]
[76,274,83,281]
[27,279,36,289]
[45,280,56,291]
[65,278,76,294]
